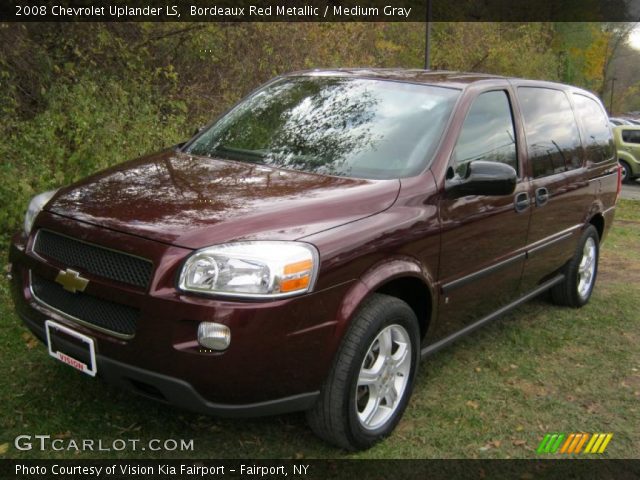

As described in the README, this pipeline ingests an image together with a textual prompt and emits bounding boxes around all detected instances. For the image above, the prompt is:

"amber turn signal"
[281,259,314,293]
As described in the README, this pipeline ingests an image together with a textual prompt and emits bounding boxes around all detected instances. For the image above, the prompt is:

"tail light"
[615,164,622,203]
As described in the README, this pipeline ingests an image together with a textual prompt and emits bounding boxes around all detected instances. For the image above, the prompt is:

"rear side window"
[452,90,518,177]
[621,129,640,144]
[518,87,583,178]
[572,93,614,162]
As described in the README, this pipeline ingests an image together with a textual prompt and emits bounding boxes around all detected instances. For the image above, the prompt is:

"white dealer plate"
[45,320,97,377]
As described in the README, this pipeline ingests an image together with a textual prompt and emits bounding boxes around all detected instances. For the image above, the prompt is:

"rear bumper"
[18,310,318,417]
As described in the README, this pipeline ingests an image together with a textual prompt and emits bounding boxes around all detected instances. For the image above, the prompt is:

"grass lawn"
[0,200,638,459]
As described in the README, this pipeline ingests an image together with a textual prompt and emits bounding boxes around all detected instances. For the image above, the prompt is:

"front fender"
[329,256,437,354]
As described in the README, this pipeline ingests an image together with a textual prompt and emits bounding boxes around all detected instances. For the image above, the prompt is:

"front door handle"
[514,192,529,212]
[535,187,549,207]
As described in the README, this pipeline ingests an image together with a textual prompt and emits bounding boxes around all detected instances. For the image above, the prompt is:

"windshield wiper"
[210,145,266,164]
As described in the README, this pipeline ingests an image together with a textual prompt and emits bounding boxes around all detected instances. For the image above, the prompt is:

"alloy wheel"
[577,236,597,300]
[355,324,412,431]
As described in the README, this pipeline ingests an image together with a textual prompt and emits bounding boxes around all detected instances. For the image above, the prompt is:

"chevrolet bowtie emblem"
[55,268,89,293]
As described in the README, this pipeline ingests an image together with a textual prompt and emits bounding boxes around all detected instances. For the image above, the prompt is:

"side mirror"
[192,126,205,137]
[445,161,517,198]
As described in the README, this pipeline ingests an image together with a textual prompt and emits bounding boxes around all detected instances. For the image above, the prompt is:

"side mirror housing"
[445,161,517,198]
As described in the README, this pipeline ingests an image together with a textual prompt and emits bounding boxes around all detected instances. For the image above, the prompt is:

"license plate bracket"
[45,320,97,377]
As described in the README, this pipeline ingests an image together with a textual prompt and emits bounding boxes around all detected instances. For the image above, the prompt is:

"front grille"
[31,272,139,337]
[33,230,153,289]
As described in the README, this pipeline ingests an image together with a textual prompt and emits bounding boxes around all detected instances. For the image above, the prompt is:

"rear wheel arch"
[588,213,604,243]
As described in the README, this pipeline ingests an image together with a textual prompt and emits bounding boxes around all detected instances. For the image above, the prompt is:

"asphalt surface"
[621,179,640,201]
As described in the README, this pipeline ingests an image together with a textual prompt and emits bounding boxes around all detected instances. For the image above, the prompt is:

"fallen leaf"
[583,402,599,414]
[22,332,39,349]
[475,367,482,372]
[0,443,8,455]
[513,439,527,446]
[510,364,518,369]
[516,425,524,432]
[466,400,479,409]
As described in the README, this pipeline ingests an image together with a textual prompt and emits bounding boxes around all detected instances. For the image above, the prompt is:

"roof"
[288,68,505,89]
[286,68,585,93]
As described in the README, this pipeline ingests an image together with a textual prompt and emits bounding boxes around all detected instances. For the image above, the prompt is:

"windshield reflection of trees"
[191,79,380,177]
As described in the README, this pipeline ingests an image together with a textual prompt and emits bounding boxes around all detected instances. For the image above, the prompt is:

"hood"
[46,150,400,249]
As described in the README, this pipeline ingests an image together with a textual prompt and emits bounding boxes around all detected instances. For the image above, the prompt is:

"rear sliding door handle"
[514,192,529,212]
[535,187,549,206]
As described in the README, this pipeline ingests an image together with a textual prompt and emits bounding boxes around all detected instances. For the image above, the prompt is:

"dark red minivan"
[9,69,619,450]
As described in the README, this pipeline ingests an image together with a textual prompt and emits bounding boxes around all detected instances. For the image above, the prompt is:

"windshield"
[186,76,460,179]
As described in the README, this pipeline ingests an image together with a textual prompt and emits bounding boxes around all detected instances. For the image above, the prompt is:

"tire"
[306,293,420,450]
[620,161,631,183]
[551,225,599,308]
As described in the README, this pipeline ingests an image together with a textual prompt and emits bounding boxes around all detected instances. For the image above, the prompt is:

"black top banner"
[1,0,640,22]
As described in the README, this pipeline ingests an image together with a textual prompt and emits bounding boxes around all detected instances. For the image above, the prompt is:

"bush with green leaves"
[0,74,186,245]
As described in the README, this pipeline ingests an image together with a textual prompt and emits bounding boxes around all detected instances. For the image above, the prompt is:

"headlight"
[178,241,319,299]
[23,189,59,236]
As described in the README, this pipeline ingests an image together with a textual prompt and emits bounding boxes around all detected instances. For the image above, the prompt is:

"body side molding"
[422,275,564,358]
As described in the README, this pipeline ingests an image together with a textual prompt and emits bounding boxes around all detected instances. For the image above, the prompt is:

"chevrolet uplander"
[9,69,620,449]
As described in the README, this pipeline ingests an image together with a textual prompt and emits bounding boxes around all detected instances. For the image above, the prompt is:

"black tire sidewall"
[344,300,420,449]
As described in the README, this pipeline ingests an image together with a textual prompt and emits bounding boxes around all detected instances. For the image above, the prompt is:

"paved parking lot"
[621,179,640,201]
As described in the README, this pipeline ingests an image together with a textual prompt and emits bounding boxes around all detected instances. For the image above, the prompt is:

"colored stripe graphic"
[574,433,589,453]
[536,433,565,453]
[537,433,612,454]
[584,433,613,454]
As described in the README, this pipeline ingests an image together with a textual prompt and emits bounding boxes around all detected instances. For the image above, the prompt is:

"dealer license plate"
[45,320,97,377]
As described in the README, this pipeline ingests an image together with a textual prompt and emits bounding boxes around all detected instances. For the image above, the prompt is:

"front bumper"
[8,214,351,416]
[17,310,318,417]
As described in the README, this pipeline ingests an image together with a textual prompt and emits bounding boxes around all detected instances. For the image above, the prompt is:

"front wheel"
[306,293,420,450]
[551,225,599,308]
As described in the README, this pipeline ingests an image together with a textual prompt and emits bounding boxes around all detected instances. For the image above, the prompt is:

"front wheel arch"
[332,258,436,352]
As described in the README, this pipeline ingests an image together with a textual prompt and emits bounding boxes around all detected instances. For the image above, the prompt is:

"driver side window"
[452,91,518,178]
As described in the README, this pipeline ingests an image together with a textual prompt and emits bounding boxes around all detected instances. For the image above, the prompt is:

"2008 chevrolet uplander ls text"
[9,69,621,450]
